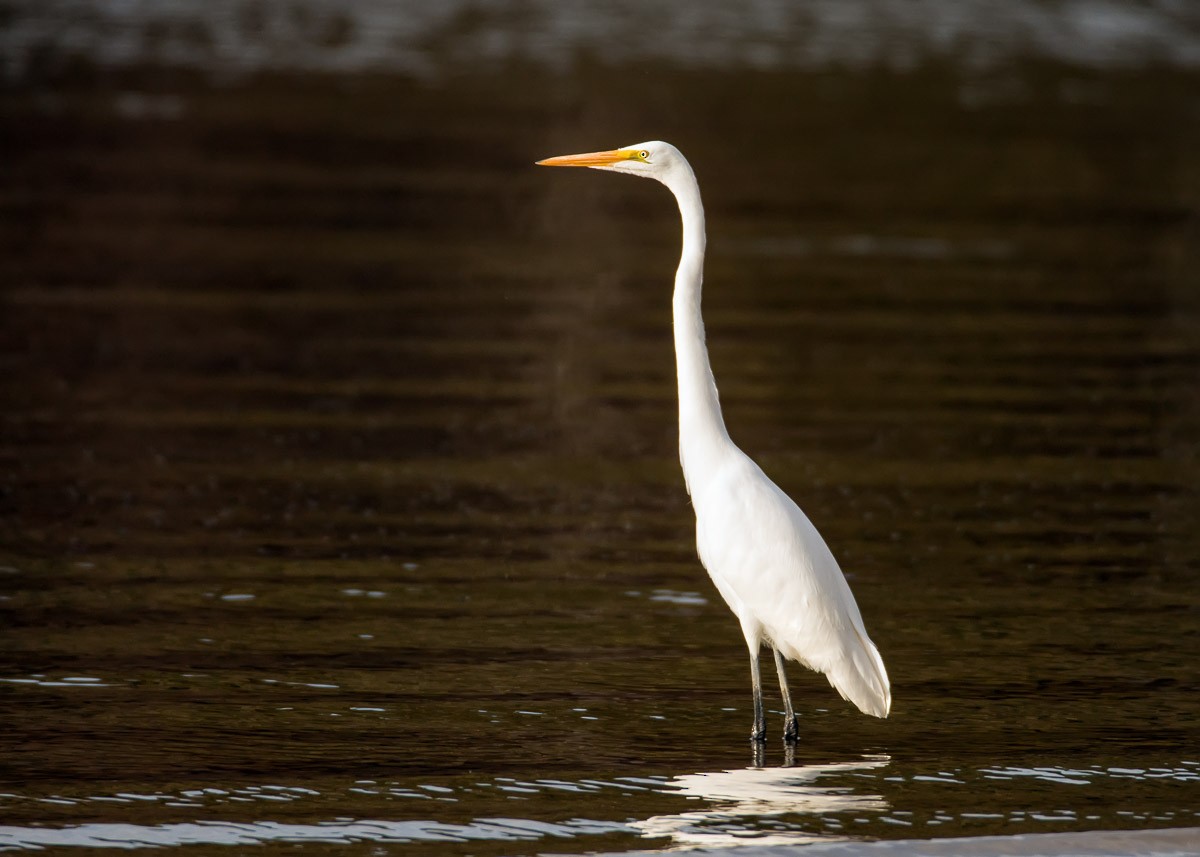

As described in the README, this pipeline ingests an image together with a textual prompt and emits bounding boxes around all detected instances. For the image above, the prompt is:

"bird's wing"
[695,452,891,717]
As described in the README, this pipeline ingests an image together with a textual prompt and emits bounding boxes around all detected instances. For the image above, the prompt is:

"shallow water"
[2,4,1200,854]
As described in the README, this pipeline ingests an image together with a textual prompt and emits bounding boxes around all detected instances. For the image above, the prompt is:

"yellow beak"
[535,149,635,167]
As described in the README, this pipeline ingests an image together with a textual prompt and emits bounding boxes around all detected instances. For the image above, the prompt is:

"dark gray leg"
[774,647,799,742]
[750,651,766,742]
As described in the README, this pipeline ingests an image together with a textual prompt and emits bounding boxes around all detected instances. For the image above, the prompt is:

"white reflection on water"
[980,764,1200,785]
[4,757,1199,850]
[0,675,114,688]
[630,755,890,850]
[0,759,890,851]
[0,817,634,849]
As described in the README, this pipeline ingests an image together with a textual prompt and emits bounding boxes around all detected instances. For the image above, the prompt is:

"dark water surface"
[2,6,1200,854]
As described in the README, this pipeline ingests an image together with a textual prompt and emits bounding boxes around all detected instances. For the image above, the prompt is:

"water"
[2,3,1199,854]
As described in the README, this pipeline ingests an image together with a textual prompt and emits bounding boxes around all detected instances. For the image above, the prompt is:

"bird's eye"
[639,150,650,160]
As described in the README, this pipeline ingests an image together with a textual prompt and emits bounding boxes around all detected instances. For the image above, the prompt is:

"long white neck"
[666,166,732,497]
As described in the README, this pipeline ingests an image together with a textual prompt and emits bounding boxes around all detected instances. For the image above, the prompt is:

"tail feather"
[827,628,891,718]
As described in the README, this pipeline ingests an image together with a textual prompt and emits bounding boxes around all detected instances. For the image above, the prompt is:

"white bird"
[536,141,891,742]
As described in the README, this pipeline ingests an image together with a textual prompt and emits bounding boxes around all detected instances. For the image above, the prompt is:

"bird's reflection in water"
[632,753,889,850]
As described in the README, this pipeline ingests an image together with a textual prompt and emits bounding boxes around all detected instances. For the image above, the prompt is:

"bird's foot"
[782,715,799,744]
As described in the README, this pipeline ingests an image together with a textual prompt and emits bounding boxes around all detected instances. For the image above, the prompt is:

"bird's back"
[692,449,891,718]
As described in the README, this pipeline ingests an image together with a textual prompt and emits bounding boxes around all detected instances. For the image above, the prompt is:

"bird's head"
[536,140,685,185]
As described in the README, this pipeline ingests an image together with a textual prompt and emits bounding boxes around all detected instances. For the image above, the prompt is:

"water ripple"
[1,758,1198,851]
[0,817,636,849]
[3,0,1199,81]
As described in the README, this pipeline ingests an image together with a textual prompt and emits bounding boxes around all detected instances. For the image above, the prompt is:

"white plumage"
[694,451,890,719]
[537,140,891,740]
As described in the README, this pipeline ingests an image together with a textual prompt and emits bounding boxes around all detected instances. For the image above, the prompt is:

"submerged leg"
[751,740,765,769]
[773,647,799,742]
[749,649,766,742]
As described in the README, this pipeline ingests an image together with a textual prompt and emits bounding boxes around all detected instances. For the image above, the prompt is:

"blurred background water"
[1,1,1198,854]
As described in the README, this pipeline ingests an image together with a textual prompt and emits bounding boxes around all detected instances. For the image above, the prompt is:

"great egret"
[536,141,891,741]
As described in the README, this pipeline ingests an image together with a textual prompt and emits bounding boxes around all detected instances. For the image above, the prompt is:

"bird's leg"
[774,647,799,743]
[749,650,766,742]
